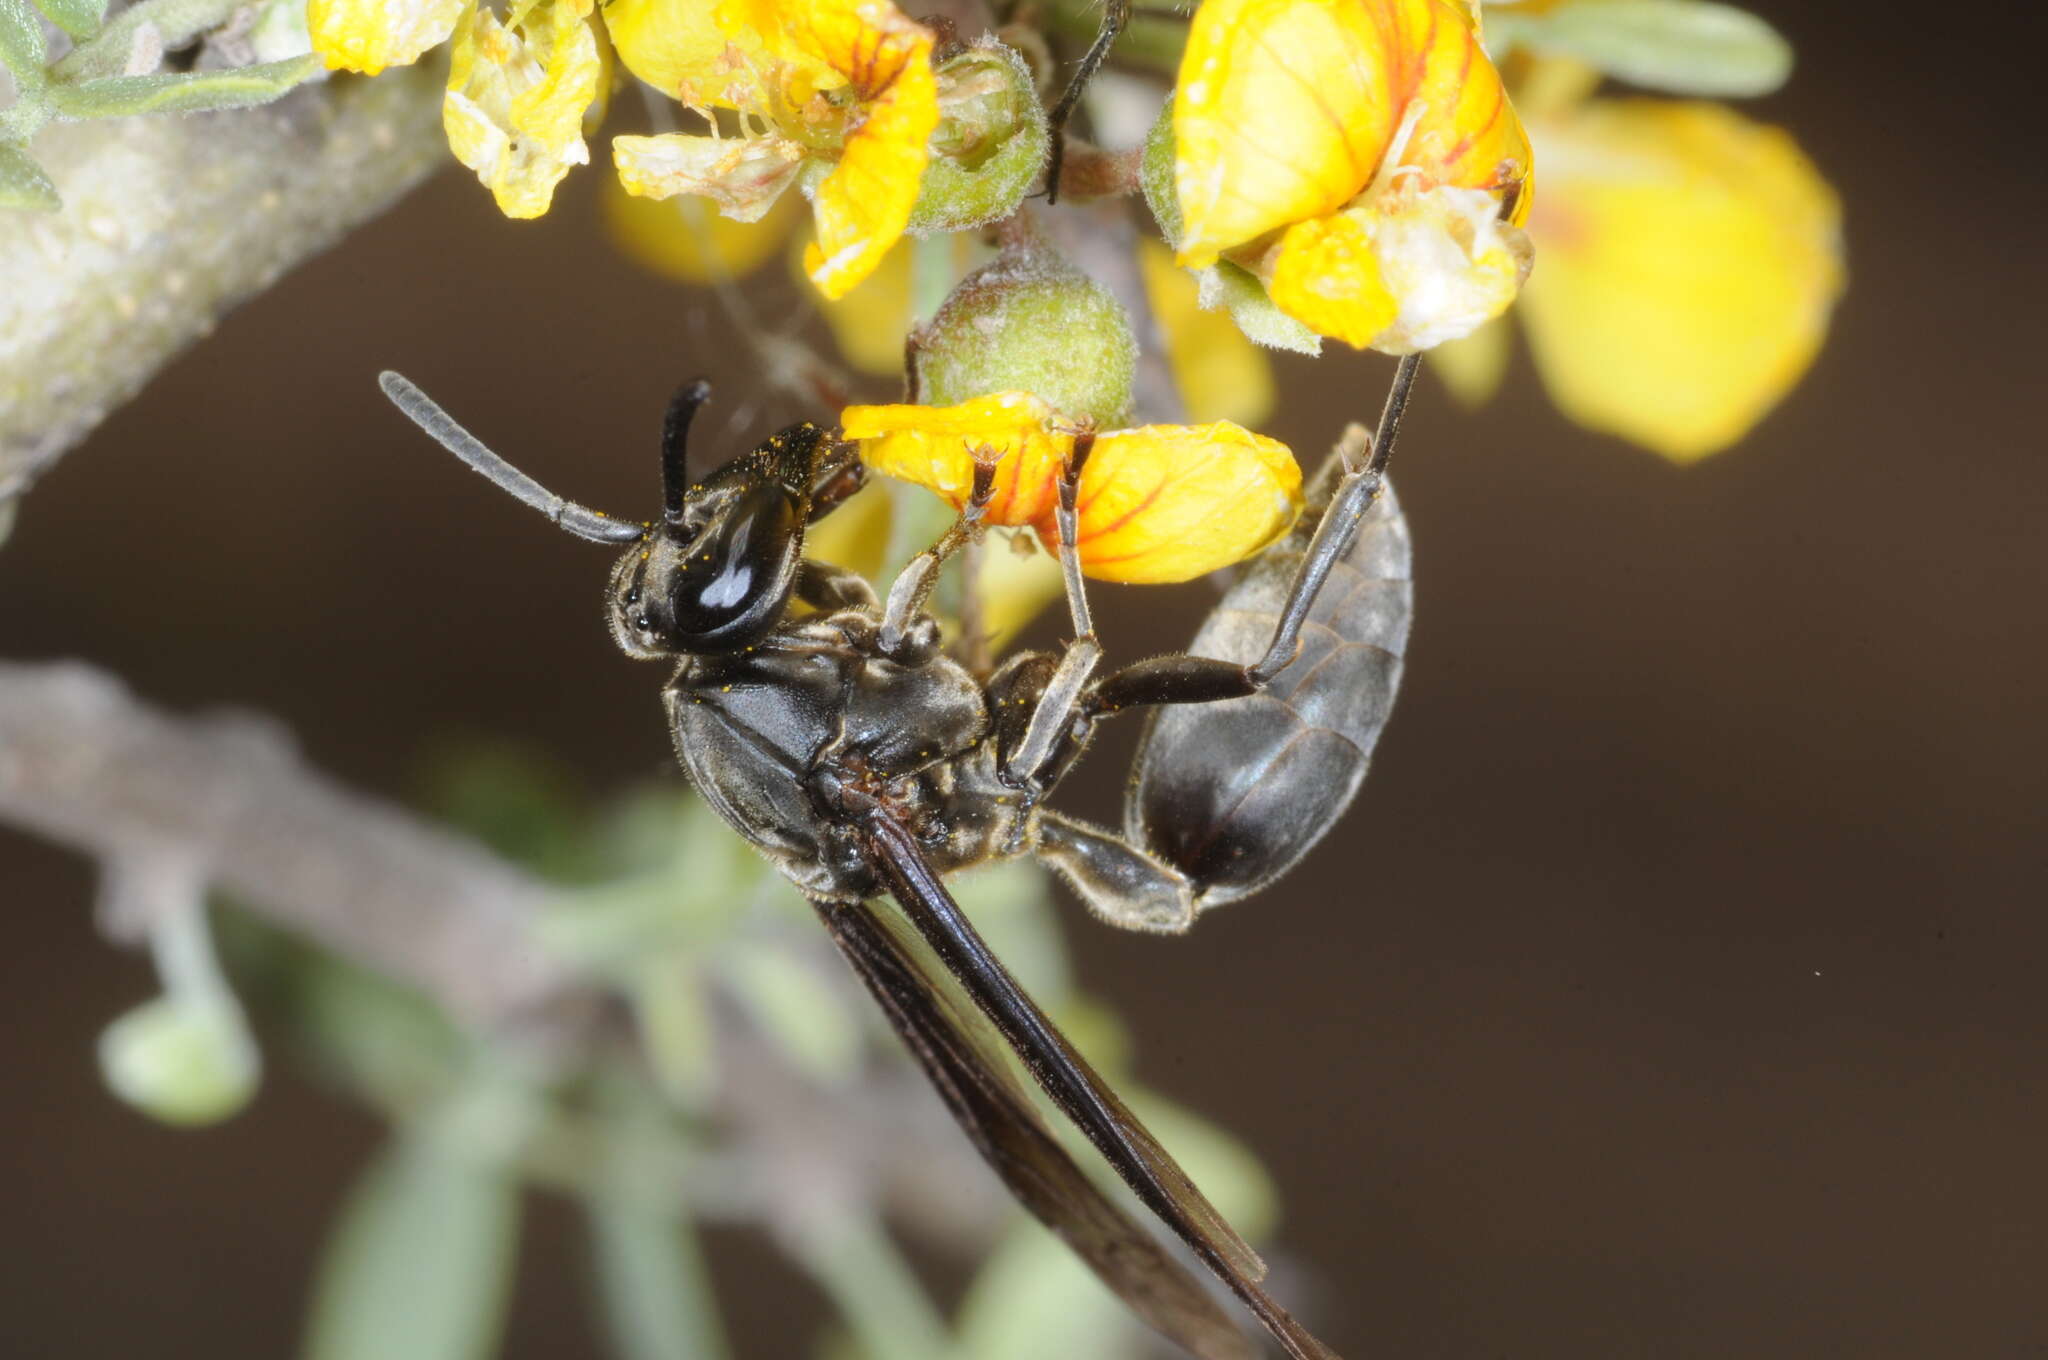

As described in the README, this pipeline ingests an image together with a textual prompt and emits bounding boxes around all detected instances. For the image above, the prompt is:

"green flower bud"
[917,247,1137,427]
[907,40,1049,235]
[1141,101,1321,356]
[99,995,260,1126]
[1139,99,1181,249]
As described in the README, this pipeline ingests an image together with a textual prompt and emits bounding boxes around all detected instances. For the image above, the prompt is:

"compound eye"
[666,479,800,651]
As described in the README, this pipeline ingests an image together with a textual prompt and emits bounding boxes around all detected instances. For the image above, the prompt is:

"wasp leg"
[1045,0,1133,204]
[1003,435,1102,786]
[1038,810,1196,933]
[1084,353,1420,716]
[796,560,880,613]
[876,456,995,659]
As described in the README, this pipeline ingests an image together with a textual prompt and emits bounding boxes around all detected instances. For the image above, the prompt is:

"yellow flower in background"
[812,237,919,376]
[603,173,806,284]
[1173,0,1532,353]
[1515,99,1843,461]
[444,0,608,219]
[310,0,464,75]
[608,0,939,300]
[1431,95,1844,462]
[1139,240,1275,428]
[842,394,1303,584]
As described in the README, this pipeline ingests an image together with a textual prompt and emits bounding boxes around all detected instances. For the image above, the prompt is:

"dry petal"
[612,132,805,221]
[310,0,463,74]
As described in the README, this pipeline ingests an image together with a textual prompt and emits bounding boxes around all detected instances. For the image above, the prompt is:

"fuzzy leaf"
[1198,261,1323,356]
[48,53,319,118]
[32,0,106,40]
[1494,0,1791,97]
[53,0,244,79]
[302,1130,521,1360]
[0,0,48,77]
[955,1223,1134,1360]
[586,1196,732,1360]
[0,140,59,211]
[721,941,862,1081]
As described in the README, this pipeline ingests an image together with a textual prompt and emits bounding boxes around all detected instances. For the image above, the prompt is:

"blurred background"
[3,1,2045,1356]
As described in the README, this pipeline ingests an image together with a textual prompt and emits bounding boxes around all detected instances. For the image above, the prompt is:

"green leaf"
[32,0,105,40]
[53,0,244,79]
[586,1197,732,1360]
[1199,262,1322,356]
[1495,0,1792,98]
[0,0,48,77]
[955,1223,1134,1360]
[0,140,59,211]
[794,1219,953,1360]
[48,53,319,119]
[631,959,719,1107]
[302,1130,523,1360]
[721,941,862,1082]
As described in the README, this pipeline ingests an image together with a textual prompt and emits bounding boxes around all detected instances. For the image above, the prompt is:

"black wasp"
[378,353,1418,1360]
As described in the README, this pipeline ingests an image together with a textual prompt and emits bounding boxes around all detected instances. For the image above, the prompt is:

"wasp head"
[608,385,863,660]
[378,371,863,663]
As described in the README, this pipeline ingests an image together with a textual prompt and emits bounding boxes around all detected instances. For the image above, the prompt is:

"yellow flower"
[841,394,1303,584]
[607,0,939,300]
[1173,0,1532,353]
[310,0,465,75]
[444,0,608,219]
[1513,99,1844,461]
[604,173,805,284]
[811,236,920,376]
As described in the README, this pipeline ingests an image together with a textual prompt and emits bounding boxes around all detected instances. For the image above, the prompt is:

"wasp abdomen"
[1126,481,1412,908]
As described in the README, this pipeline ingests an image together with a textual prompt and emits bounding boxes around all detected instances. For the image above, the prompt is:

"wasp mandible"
[378,353,1418,1360]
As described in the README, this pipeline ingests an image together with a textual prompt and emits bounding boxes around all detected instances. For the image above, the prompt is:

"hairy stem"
[0,66,444,506]
[0,659,577,1026]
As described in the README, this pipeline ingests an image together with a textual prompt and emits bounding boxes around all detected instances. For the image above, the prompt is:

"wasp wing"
[854,811,1341,1360]
[815,894,1257,1360]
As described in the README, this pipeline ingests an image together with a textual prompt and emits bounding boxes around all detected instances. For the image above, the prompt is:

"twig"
[0,66,446,506]
[0,659,577,1027]
[0,657,1019,1249]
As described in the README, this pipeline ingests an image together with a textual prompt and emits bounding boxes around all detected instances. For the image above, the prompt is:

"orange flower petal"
[840,393,1069,527]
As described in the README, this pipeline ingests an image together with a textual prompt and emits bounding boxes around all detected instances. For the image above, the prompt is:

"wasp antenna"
[379,371,644,545]
[661,378,714,527]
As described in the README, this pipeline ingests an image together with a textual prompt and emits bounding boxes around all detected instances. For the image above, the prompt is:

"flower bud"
[99,996,260,1126]
[916,247,1136,427]
[908,40,1050,234]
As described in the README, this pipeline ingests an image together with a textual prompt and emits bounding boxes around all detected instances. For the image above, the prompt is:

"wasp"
[377,352,1417,1360]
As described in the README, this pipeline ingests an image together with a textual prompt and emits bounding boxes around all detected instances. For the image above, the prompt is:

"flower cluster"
[843,392,1304,583]
[311,0,1042,298]
[1166,0,1534,355]
[319,0,1843,610]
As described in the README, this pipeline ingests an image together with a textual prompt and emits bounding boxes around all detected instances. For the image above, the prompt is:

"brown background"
[4,3,2044,1355]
